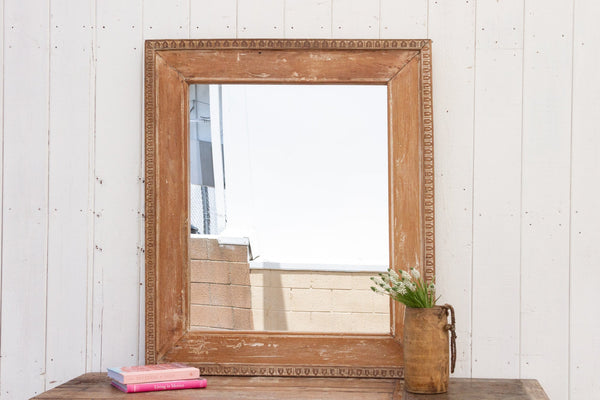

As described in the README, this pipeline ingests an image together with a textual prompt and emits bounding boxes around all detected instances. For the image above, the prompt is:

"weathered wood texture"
[402,379,550,400]
[388,53,428,339]
[163,332,403,374]
[145,39,434,376]
[158,49,420,83]
[31,373,549,400]
[153,53,189,360]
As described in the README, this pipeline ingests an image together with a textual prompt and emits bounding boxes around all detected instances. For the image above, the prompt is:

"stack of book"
[107,363,207,393]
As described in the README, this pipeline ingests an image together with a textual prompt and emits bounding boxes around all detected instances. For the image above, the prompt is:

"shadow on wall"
[262,271,289,331]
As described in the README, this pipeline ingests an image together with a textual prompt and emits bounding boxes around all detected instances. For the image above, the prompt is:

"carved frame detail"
[145,39,434,377]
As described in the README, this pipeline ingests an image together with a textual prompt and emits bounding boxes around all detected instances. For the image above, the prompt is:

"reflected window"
[189,85,226,235]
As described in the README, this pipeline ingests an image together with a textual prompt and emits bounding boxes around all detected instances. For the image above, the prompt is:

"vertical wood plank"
[191,0,237,39]
[238,0,284,38]
[1,0,49,397]
[143,0,189,39]
[380,0,427,39]
[471,0,524,379]
[520,1,572,399]
[95,0,143,371]
[45,0,94,389]
[331,0,378,39]
[427,0,476,378]
[85,11,97,373]
[0,0,4,388]
[570,0,600,398]
[284,0,331,38]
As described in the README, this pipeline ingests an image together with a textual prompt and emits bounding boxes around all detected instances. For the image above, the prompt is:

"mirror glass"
[189,84,390,333]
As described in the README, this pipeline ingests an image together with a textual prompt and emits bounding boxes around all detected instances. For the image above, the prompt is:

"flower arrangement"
[370,267,439,308]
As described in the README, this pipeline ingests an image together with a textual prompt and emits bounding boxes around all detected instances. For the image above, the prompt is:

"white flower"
[428,283,435,291]
[410,267,420,279]
[371,286,386,295]
[396,282,407,295]
[378,273,390,285]
[401,270,411,280]
[406,282,417,292]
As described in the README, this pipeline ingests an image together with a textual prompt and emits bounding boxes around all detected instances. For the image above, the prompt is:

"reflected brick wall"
[189,238,253,330]
[189,238,389,333]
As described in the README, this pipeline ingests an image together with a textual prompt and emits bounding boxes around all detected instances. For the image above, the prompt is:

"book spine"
[122,370,199,384]
[115,379,207,393]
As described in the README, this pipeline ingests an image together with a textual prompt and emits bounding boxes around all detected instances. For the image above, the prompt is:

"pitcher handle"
[442,304,457,374]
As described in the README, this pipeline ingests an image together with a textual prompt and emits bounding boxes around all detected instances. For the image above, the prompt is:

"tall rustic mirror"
[145,39,435,378]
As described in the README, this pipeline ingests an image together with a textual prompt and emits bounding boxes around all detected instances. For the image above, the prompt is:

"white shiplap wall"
[1,1,599,399]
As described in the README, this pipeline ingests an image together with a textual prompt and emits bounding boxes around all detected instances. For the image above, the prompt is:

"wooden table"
[32,373,549,400]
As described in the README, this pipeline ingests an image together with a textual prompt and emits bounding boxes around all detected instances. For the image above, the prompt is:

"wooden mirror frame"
[144,39,434,378]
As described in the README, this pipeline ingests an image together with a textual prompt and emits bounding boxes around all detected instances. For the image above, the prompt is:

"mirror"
[188,84,389,333]
[145,39,434,378]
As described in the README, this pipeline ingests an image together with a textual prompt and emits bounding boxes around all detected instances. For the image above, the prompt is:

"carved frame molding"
[145,39,434,377]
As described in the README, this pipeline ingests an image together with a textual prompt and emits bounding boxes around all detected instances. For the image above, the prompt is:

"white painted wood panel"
[238,0,284,38]
[94,0,144,371]
[331,0,379,39]
[471,0,523,379]
[190,0,237,39]
[85,8,97,374]
[144,0,190,39]
[380,0,426,39]
[285,0,331,38]
[520,1,573,399]
[570,1,600,399]
[1,0,50,398]
[427,0,476,378]
[45,0,94,390]
[0,0,4,388]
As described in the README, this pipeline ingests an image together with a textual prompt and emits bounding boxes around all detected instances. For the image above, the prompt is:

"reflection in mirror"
[189,84,390,333]
[189,84,226,235]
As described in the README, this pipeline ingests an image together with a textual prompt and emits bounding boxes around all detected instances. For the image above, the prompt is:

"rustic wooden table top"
[31,373,549,400]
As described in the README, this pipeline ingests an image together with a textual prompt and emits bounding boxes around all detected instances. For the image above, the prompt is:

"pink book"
[111,378,207,393]
[107,363,200,384]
